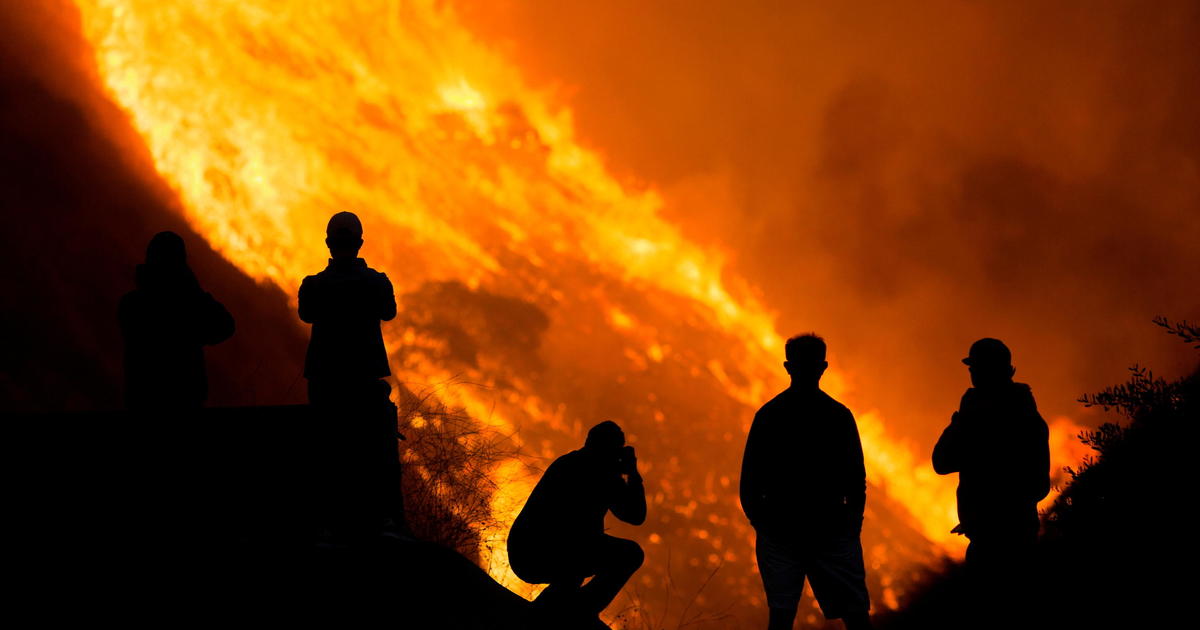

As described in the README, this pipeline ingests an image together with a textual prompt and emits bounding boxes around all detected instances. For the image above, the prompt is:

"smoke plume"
[458,0,1200,442]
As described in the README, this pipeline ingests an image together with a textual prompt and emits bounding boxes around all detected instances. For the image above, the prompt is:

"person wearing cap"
[299,211,399,539]
[119,231,235,410]
[933,338,1050,622]
[300,212,396,393]
[507,421,646,629]
[740,333,872,630]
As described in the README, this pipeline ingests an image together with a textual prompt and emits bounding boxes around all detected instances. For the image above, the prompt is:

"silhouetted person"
[933,338,1049,626]
[508,421,646,629]
[119,231,234,410]
[300,212,400,540]
[740,334,872,630]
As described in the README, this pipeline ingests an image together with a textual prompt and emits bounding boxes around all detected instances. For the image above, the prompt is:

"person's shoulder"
[817,389,854,419]
[811,391,859,424]
[1006,382,1039,407]
[363,264,391,282]
[755,389,791,418]
[563,448,591,465]
[1010,382,1047,427]
[344,257,388,280]
[539,449,586,484]
[548,449,584,471]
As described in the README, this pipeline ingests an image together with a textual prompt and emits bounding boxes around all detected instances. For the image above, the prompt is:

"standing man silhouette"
[933,338,1049,625]
[508,421,646,629]
[299,211,400,540]
[119,231,234,410]
[740,334,872,630]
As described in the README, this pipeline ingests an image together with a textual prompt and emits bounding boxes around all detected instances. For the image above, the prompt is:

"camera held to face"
[618,445,637,475]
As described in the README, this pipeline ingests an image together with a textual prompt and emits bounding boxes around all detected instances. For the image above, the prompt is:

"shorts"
[755,532,870,619]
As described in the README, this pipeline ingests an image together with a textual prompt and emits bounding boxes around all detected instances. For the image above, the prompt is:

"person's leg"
[968,536,1015,629]
[533,576,585,612]
[575,535,644,616]
[806,535,872,630]
[967,532,1037,630]
[755,532,806,630]
[511,535,584,617]
[307,380,339,539]
[841,610,873,630]
[331,379,400,540]
[362,380,406,532]
[767,605,798,630]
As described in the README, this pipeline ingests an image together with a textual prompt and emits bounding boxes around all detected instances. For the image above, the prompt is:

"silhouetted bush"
[397,384,519,562]
[1037,317,1196,627]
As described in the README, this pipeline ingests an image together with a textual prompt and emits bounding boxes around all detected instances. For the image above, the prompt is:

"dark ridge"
[8,405,538,628]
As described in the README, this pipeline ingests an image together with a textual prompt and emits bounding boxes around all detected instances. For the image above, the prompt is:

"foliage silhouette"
[397,382,519,561]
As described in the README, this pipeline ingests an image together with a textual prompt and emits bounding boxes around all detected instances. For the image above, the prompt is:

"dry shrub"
[396,383,519,561]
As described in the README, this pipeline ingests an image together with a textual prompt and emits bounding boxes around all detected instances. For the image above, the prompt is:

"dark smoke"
[457,0,1200,442]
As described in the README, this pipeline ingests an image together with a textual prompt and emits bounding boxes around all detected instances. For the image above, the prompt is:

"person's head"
[584,420,626,459]
[325,211,364,259]
[963,337,1016,388]
[784,333,828,388]
[145,231,187,268]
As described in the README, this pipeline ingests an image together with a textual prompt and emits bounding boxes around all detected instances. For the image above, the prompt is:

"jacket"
[740,386,867,538]
[933,381,1050,538]
[299,257,396,381]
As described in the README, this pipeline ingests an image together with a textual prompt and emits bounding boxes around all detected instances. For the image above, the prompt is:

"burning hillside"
[9,0,1184,627]
[70,0,965,619]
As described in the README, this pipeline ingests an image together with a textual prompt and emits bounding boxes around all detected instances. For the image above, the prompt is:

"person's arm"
[932,415,963,475]
[739,410,767,526]
[842,408,867,532]
[933,392,972,475]
[1024,399,1052,504]
[298,276,319,324]
[610,450,647,526]
[196,292,235,345]
[377,273,397,322]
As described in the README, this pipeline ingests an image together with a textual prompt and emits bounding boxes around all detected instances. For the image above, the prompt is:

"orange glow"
[73,0,1088,616]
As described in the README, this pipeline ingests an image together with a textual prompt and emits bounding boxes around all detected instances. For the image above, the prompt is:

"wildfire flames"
[73,0,1092,620]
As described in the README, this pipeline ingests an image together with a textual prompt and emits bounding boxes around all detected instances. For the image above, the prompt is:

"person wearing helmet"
[299,211,400,540]
[933,338,1050,625]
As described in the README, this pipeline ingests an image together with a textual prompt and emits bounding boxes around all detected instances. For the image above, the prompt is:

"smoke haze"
[458,0,1200,441]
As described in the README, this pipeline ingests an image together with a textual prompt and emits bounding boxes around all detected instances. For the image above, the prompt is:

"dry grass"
[396,382,520,561]
[608,547,736,630]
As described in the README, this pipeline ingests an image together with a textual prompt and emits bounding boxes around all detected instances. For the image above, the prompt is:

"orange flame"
[75,0,1086,610]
